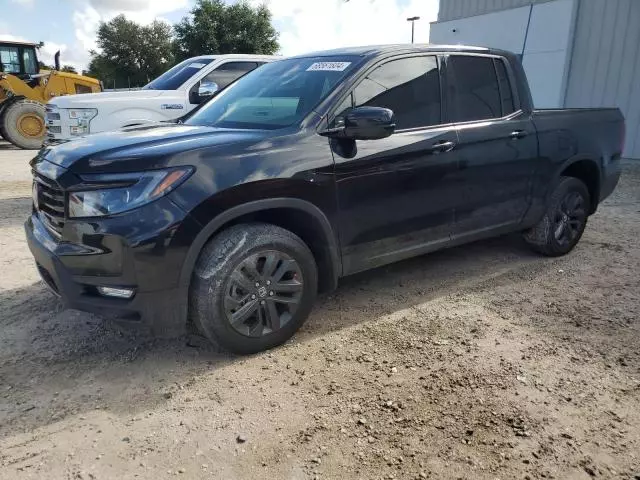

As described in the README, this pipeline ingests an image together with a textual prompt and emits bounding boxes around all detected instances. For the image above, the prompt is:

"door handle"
[430,140,456,153]
[510,130,528,140]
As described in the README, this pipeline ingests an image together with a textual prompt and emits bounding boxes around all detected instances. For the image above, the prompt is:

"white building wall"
[434,0,640,158]
[520,0,576,108]
[438,0,553,22]
[564,0,640,158]
[430,0,576,108]
[430,6,531,52]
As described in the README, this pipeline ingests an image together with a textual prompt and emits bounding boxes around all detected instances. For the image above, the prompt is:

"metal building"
[430,0,640,159]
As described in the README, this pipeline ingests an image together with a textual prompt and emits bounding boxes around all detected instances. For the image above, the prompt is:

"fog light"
[97,286,135,299]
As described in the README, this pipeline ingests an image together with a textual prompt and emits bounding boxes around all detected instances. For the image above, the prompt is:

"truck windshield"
[144,58,215,90]
[185,56,360,130]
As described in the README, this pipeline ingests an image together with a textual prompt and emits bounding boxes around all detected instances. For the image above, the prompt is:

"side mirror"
[197,80,219,103]
[321,106,396,140]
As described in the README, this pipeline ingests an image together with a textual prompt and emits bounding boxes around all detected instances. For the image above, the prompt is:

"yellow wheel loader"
[0,40,102,149]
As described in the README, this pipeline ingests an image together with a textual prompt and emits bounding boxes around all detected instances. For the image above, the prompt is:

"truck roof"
[289,44,516,60]
[186,54,283,62]
[0,39,39,47]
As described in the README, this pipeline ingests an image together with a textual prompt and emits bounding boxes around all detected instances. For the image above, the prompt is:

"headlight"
[68,167,193,218]
[67,108,98,135]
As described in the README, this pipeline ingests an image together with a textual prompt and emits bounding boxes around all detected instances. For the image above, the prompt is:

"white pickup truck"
[45,54,277,143]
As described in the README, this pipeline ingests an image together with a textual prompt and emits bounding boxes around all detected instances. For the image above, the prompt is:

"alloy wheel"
[223,250,304,338]
[553,190,587,246]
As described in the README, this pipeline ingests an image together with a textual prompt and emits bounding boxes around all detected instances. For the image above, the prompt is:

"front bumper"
[25,198,200,336]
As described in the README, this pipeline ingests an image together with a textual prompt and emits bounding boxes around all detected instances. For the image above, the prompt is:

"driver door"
[331,55,459,274]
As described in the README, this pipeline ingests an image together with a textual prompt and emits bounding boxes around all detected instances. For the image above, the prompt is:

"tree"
[61,65,78,74]
[87,15,174,88]
[173,0,279,61]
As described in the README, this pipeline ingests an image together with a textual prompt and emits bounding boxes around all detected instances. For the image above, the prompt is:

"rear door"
[331,55,460,274]
[446,54,538,237]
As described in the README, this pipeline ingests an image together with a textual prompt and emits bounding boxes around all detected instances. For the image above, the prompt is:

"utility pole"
[407,16,421,43]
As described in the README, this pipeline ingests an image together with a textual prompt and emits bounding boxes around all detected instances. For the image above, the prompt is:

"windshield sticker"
[188,63,206,69]
[306,62,351,72]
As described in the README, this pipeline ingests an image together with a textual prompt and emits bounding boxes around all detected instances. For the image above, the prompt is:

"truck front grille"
[33,171,65,237]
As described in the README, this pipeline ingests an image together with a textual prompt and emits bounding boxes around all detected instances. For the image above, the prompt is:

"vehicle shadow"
[0,141,37,151]
[303,234,546,336]
[0,233,553,438]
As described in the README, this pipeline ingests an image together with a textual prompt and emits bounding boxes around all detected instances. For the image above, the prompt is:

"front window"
[351,55,441,130]
[144,57,215,90]
[0,46,20,73]
[186,56,361,130]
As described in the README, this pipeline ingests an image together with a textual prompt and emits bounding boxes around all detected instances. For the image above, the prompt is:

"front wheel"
[523,176,590,257]
[190,223,318,354]
[1,100,46,149]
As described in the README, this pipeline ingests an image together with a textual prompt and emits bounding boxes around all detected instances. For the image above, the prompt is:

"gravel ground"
[1,142,639,479]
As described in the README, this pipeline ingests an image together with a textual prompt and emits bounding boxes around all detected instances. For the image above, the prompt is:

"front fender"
[177,197,341,291]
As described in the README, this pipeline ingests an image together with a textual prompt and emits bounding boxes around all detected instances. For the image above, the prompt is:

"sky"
[0,0,439,73]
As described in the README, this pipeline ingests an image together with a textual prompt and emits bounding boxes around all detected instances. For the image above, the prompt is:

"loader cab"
[0,41,40,81]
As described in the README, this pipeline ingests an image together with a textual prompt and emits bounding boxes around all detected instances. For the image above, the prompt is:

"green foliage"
[61,65,78,74]
[87,15,174,88]
[173,0,279,61]
[84,2,279,88]
[37,61,53,71]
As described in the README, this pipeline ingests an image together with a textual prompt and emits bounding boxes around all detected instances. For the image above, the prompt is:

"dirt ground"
[1,141,639,480]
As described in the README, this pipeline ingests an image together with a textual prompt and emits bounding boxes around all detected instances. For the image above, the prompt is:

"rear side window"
[494,58,515,115]
[353,56,441,130]
[205,62,259,89]
[218,62,259,71]
[448,56,501,122]
[22,48,38,74]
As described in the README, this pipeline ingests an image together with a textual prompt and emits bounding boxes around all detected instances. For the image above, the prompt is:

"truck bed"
[531,107,625,204]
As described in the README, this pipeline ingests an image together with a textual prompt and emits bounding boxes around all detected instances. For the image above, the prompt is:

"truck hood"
[50,89,166,108]
[42,124,272,173]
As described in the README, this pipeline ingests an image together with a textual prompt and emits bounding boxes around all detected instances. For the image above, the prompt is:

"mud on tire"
[523,176,590,257]
[190,223,318,354]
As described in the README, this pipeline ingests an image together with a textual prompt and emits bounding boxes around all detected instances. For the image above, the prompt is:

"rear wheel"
[190,223,318,354]
[523,176,590,256]
[1,100,46,149]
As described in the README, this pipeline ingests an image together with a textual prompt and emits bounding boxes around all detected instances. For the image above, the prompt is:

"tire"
[523,176,590,257]
[0,109,7,140]
[1,99,46,149]
[190,223,318,354]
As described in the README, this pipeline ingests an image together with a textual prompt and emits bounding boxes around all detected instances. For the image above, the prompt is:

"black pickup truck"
[26,45,625,353]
